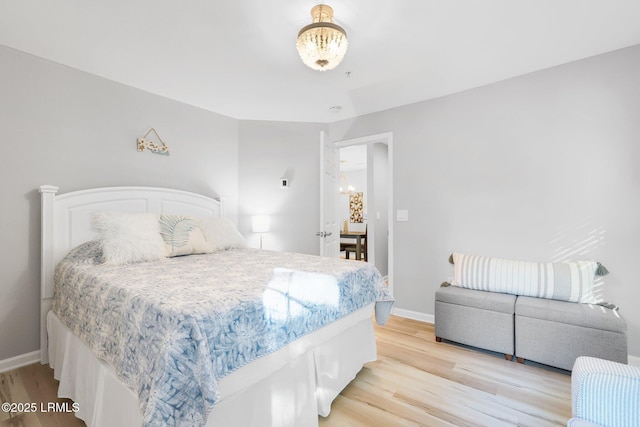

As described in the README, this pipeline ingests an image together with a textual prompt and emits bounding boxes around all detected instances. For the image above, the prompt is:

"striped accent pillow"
[571,356,640,427]
[451,252,600,303]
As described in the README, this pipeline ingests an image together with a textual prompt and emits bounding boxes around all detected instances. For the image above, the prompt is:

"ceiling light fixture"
[339,162,355,195]
[339,172,355,195]
[296,4,348,71]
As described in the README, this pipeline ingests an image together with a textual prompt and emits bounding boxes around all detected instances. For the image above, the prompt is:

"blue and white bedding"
[53,242,393,427]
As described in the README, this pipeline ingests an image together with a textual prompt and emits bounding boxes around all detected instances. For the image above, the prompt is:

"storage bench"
[435,285,516,359]
[515,296,627,370]
[434,252,628,371]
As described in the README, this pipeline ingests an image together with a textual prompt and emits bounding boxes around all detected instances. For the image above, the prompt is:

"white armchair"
[568,356,640,427]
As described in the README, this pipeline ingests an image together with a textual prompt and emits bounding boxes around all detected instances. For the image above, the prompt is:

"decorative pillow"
[91,212,166,265]
[450,252,604,304]
[159,214,213,257]
[198,217,247,252]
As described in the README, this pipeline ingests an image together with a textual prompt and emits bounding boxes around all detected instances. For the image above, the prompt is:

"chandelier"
[296,4,348,71]
[339,171,355,195]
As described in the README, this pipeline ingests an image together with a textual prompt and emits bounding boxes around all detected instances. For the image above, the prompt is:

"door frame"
[335,132,393,294]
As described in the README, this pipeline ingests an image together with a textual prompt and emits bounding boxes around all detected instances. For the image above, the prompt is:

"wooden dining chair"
[342,225,367,261]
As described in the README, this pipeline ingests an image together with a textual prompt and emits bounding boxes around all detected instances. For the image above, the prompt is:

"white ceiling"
[2,1,640,123]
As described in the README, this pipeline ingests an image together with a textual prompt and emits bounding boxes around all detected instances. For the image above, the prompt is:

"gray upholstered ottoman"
[435,285,516,359]
[515,296,627,371]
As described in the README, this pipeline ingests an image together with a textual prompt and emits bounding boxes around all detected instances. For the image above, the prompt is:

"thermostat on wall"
[280,178,289,189]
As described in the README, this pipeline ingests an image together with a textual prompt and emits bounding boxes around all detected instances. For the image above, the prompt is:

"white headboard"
[39,185,224,363]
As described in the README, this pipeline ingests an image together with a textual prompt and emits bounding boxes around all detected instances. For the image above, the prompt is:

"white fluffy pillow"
[91,212,166,265]
[199,217,247,252]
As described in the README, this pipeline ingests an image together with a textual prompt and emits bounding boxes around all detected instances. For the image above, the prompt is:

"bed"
[39,185,394,427]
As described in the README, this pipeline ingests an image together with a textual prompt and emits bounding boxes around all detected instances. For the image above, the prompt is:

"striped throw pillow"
[451,252,602,303]
[571,356,640,427]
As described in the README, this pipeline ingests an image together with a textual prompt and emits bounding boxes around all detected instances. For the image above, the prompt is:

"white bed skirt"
[48,303,377,427]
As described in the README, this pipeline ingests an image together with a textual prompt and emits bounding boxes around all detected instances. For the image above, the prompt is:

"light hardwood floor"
[1,316,571,427]
[0,363,84,427]
[321,316,571,427]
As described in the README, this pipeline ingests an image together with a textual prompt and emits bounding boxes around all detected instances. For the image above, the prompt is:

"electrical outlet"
[396,210,409,222]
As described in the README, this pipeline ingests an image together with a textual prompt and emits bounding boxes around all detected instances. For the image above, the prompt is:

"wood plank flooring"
[1,315,571,427]
[320,316,571,427]
[0,363,84,427]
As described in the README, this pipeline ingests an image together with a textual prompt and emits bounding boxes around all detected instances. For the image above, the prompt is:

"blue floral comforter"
[53,242,394,426]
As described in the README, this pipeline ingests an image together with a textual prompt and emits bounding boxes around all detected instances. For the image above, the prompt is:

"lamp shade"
[252,215,271,233]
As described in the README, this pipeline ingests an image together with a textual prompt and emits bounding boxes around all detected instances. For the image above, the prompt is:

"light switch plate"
[396,210,409,222]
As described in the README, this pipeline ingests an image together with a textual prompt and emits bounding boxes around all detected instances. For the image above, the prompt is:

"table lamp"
[252,215,271,249]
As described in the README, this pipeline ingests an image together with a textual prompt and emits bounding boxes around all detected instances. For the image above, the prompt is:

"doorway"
[335,133,393,292]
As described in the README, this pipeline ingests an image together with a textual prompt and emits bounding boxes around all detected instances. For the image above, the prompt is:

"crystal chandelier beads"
[296,4,348,71]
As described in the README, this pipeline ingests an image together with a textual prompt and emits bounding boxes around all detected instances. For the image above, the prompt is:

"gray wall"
[237,120,327,255]
[0,46,239,361]
[330,45,640,357]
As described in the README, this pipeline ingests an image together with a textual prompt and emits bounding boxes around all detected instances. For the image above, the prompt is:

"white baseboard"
[0,350,40,374]
[391,307,434,324]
